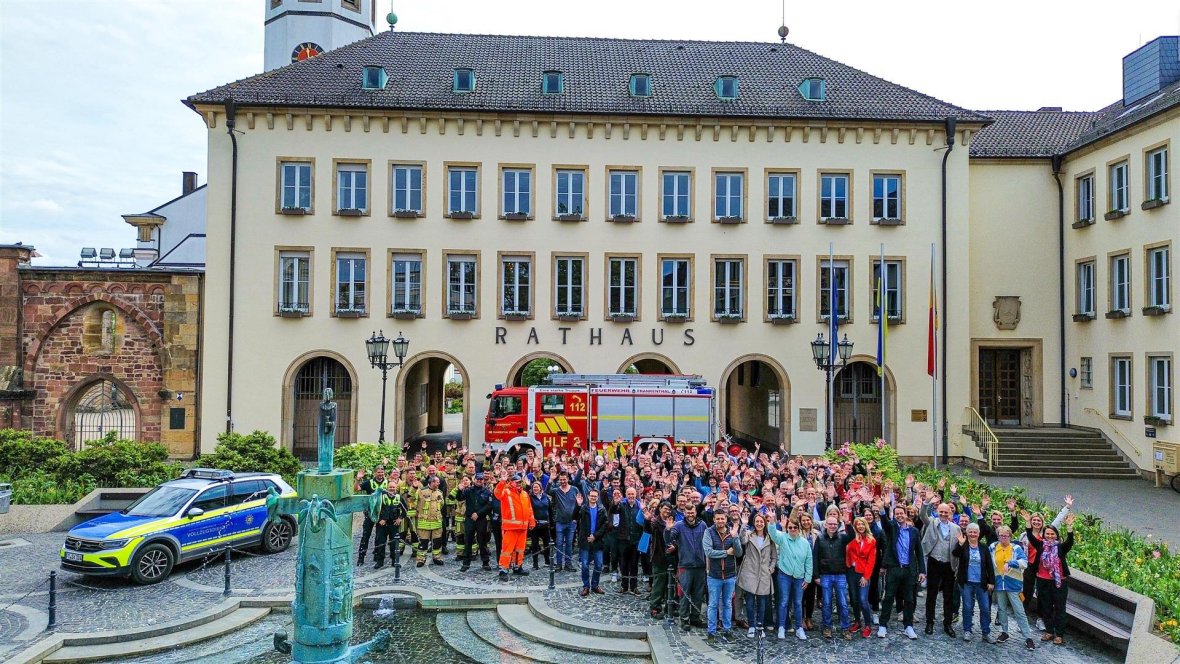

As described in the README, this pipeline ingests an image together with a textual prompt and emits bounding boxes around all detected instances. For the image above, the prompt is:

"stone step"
[995,452,1126,461]
[992,456,1130,465]
[468,610,648,664]
[994,438,1112,446]
[979,469,1141,478]
[44,607,270,663]
[525,595,648,640]
[437,610,532,664]
[993,428,1104,438]
[495,604,651,659]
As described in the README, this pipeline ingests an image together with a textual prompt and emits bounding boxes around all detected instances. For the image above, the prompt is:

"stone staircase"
[975,427,1141,478]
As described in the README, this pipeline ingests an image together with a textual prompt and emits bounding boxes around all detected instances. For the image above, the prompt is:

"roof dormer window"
[714,76,738,100]
[362,66,387,90]
[799,78,826,101]
[542,71,564,94]
[453,68,475,94]
[629,73,652,98]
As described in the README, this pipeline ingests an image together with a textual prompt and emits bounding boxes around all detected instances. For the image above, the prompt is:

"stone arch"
[394,350,470,448]
[616,352,681,375]
[505,351,575,387]
[25,294,163,373]
[55,374,142,447]
[718,354,793,453]
[280,350,360,458]
[831,354,898,446]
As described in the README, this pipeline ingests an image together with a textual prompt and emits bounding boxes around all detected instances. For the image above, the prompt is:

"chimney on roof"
[182,171,199,195]
[1037,106,1063,112]
[1122,36,1180,106]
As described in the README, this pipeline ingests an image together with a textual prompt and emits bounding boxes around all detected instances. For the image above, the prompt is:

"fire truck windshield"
[490,395,523,418]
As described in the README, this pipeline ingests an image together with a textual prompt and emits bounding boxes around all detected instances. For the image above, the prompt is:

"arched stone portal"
[60,377,139,449]
[616,352,681,375]
[282,352,357,460]
[395,351,470,449]
[832,357,897,446]
[719,355,791,452]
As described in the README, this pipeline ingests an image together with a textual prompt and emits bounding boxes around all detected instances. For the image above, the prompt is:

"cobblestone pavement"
[0,529,1132,663]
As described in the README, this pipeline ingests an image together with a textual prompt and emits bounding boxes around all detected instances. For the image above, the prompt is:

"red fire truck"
[484,374,716,458]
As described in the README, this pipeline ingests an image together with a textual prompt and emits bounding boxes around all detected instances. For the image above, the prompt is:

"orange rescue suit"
[494,480,535,570]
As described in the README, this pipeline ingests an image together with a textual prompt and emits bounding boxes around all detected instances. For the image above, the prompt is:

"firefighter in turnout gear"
[372,483,407,569]
[399,474,420,552]
[415,475,446,566]
[354,465,386,565]
[446,477,463,558]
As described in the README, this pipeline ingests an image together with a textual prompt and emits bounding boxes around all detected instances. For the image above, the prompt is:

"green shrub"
[55,432,180,487]
[0,429,71,479]
[334,442,402,472]
[199,430,302,483]
[824,439,901,479]
[1,470,96,505]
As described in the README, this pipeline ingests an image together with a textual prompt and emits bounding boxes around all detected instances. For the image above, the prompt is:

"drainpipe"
[224,99,238,434]
[1052,154,1066,426]
[940,117,955,465]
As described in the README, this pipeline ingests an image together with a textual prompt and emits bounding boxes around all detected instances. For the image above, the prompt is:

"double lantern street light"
[365,331,410,444]
[810,332,854,450]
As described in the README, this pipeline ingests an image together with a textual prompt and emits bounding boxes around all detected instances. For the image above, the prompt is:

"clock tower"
[263,0,378,71]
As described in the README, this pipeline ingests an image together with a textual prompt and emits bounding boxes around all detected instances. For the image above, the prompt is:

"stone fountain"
[266,387,389,663]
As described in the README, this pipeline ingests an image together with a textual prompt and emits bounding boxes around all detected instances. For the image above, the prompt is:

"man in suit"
[574,489,610,595]
[921,502,961,637]
[874,503,926,639]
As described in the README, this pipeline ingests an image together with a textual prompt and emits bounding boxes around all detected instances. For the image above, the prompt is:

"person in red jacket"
[494,470,536,581]
[845,516,877,638]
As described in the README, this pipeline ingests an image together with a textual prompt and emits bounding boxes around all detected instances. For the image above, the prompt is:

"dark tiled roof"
[187,31,988,124]
[1065,78,1180,151]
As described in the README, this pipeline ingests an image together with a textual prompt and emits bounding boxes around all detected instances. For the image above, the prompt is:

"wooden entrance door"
[979,349,1022,426]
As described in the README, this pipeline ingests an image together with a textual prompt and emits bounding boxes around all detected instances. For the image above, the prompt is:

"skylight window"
[715,76,738,100]
[361,66,387,90]
[542,71,564,94]
[799,78,826,101]
[630,73,652,98]
[453,68,475,93]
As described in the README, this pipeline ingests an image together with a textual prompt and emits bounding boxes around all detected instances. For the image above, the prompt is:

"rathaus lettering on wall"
[494,326,696,347]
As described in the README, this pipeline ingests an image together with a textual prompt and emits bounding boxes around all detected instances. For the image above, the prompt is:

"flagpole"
[828,241,835,450]
[880,243,886,444]
[931,243,938,470]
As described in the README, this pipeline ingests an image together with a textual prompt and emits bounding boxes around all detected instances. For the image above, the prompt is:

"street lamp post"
[366,330,410,444]
[810,332,854,449]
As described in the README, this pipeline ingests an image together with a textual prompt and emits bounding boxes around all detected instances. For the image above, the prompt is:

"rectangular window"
[1148,246,1171,308]
[542,71,563,94]
[1110,253,1130,312]
[393,164,423,214]
[1109,161,1129,212]
[1149,355,1173,421]
[714,76,738,100]
[501,255,531,315]
[1080,357,1093,390]
[714,171,743,219]
[767,390,780,428]
[335,253,366,313]
[391,253,422,313]
[819,259,850,320]
[1112,356,1132,417]
[766,259,796,319]
[872,174,901,221]
[446,255,477,315]
[554,256,585,317]
[281,162,312,211]
[662,171,691,218]
[278,252,310,313]
[713,258,744,317]
[1146,147,1169,202]
[660,257,691,317]
[336,163,367,212]
[1076,260,1096,316]
[608,169,638,218]
[608,256,638,316]
[1076,174,1094,222]
[453,68,475,93]
[448,166,478,215]
[555,169,585,217]
[767,172,796,219]
[820,173,849,220]
[502,168,531,217]
[871,260,902,320]
[629,73,651,97]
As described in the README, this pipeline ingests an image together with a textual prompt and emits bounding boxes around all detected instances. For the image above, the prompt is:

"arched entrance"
[719,355,791,452]
[506,352,574,387]
[832,359,895,445]
[64,378,138,449]
[396,351,469,452]
[617,352,681,375]
[289,355,355,461]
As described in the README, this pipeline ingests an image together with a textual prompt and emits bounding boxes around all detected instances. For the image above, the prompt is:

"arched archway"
[832,356,897,446]
[58,376,140,449]
[505,352,575,387]
[395,351,470,452]
[718,354,792,453]
[282,351,359,460]
[616,352,681,375]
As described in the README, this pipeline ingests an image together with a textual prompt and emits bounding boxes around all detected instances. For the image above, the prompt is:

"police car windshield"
[124,486,199,517]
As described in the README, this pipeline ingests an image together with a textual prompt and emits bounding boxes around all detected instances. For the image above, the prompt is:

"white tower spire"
[263,0,378,71]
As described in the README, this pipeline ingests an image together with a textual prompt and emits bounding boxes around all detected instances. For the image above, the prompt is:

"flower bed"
[826,440,1180,643]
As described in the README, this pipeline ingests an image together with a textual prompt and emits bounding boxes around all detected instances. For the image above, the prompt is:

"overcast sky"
[2,0,1178,265]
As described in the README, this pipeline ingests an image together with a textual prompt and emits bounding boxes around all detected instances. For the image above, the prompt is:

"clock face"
[291,42,324,63]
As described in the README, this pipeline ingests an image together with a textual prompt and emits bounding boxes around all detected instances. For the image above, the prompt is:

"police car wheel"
[131,543,174,585]
[262,519,293,553]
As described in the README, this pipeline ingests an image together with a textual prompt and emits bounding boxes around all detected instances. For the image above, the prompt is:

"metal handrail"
[1082,407,1142,458]
[964,406,999,471]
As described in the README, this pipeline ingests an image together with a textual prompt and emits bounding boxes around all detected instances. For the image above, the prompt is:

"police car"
[60,468,297,585]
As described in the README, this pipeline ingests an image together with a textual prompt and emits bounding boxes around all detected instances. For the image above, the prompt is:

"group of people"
[353,439,1078,650]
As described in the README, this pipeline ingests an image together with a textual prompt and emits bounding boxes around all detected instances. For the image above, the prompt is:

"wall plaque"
[799,408,818,432]
[993,296,1021,330]
[911,409,928,422]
